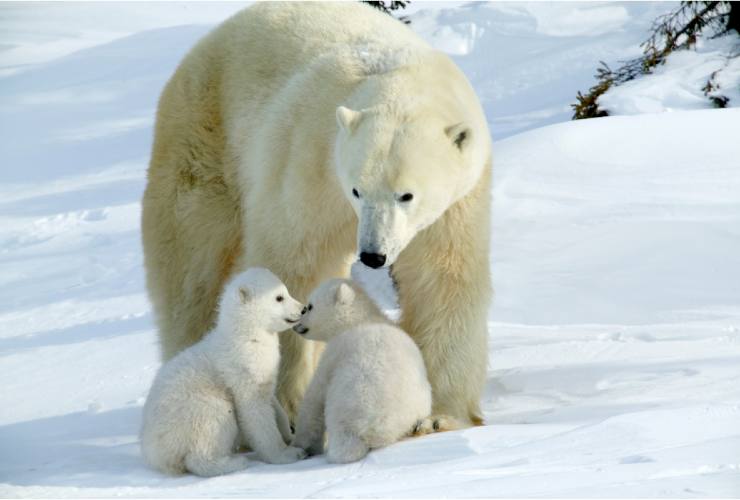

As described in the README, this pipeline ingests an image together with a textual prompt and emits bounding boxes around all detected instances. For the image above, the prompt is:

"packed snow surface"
[1,2,739,498]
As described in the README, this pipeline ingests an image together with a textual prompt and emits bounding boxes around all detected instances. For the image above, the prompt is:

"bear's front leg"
[393,167,492,427]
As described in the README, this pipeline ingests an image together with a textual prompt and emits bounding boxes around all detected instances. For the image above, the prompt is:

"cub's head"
[220,267,304,333]
[292,279,376,342]
[333,93,489,269]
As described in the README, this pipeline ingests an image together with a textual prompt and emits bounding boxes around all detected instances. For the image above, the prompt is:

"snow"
[492,108,740,325]
[600,34,740,114]
[0,2,247,77]
[1,2,739,498]
[412,2,678,137]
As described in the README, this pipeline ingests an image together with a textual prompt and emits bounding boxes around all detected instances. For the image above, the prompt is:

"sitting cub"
[140,268,307,476]
[291,279,432,463]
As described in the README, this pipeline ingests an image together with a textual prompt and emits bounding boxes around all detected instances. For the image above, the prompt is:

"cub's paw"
[290,437,308,452]
[291,444,323,457]
[306,442,325,457]
[270,446,307,464]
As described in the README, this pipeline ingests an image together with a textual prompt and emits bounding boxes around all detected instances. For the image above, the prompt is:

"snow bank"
[599,33,740,114]
[492,108,740,325]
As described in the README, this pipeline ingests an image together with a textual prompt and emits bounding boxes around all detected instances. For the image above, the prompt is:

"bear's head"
[333,73,489,269]
[292,279,381,342]
[219,267,304,334]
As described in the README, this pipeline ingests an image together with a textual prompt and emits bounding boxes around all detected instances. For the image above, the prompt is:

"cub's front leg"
[291,363,330,456]
[273,395,293,444]
[236,397,306,464]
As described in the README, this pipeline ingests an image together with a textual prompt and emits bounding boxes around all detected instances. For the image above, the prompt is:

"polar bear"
[290,279,432,462]
[142,1,492,426]
[139,268,307,477]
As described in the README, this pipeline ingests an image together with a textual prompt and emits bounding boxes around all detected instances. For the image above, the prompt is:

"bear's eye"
[352,188,360,199]
[399,193,414,203]
[308,303,313,311]
[276,295,284,302]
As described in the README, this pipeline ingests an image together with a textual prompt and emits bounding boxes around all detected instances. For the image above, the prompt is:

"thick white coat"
[139,268,306,476]
[142,1,492,425]
[291,279,432,463]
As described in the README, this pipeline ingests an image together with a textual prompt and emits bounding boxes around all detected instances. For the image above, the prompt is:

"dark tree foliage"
[362,1,411,24]
[573,1,739,119]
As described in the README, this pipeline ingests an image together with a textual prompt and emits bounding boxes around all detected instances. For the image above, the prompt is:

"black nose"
[360,252,386,269]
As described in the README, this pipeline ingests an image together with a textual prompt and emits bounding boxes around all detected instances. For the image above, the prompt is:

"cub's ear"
[335,282,355,305]
[445,123,472,152]
[238,287,252,304]
[336,106,363,133]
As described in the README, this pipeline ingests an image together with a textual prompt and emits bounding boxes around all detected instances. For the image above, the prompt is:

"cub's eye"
[308,303,313,311]
[352,188,360,199]
[276,295,284,302]
[399,193,414,202]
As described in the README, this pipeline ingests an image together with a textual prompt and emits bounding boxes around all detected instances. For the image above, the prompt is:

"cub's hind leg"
[326,426,369,464]
[183,400,247,477]
[185,454,249,477]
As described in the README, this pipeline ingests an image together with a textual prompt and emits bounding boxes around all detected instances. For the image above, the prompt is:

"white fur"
[142,2,493,426]
[335,97,485,266]
[139,268,307,476]
[291,279,432,463]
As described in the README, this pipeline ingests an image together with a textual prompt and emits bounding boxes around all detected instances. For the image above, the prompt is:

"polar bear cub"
[140,268,307,476]
[291,279,432,463]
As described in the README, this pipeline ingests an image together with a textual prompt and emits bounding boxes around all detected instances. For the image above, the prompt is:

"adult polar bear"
[142,2,492,426]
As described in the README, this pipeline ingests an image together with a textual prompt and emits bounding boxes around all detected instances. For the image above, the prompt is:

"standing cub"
[140,268,307,477]
[291,279,432,463]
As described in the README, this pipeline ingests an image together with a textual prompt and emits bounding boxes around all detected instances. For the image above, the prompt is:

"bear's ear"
[238,287,252,304]
[335,282,355,305]
[336,106,362,134]
[445,123,472,152]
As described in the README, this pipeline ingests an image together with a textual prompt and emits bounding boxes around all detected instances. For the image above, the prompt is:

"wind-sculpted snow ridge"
[1,3,739,498]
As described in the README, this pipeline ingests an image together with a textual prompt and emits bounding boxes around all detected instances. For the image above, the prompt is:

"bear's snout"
[293,324,309,334]
[360,252,386,269]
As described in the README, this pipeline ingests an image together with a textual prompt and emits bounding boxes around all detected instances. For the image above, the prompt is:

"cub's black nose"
[360,252,386,269]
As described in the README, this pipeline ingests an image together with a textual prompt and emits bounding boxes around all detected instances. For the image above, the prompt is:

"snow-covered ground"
[1,2,739,498]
